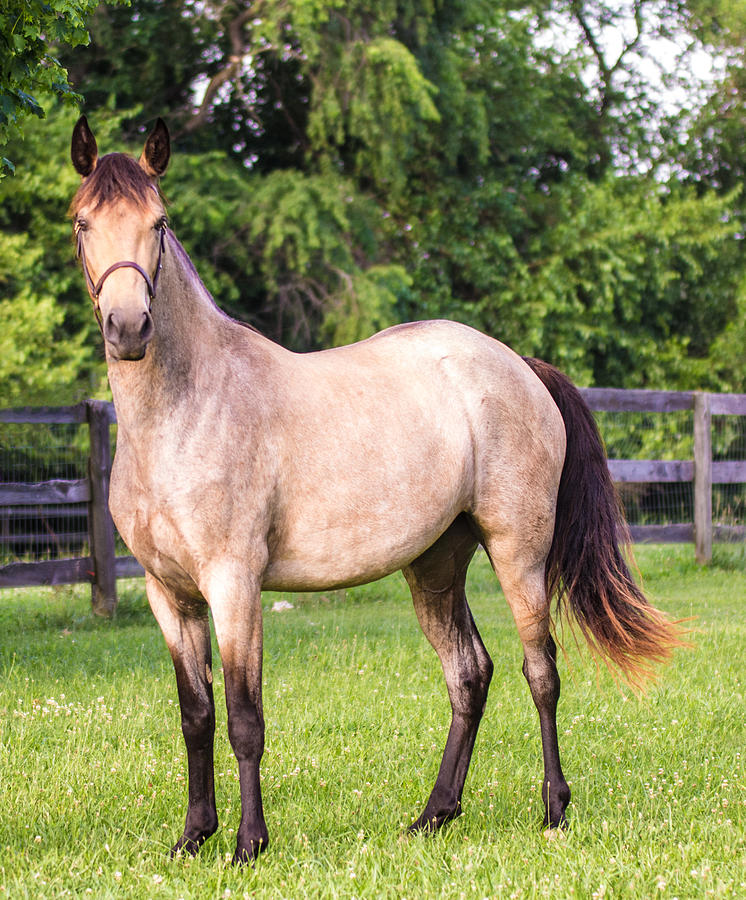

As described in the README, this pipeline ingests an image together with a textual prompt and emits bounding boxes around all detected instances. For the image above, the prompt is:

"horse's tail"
[522,357,684,688]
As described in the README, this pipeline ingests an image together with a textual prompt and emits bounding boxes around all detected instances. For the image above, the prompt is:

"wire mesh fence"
[712,414,746,528]
[595,409,695,529]
[0,420,90,564]
[593,408,746,532]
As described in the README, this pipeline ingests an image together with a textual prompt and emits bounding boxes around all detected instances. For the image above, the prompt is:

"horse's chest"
[110,455,205,585]
[113,492,191,583]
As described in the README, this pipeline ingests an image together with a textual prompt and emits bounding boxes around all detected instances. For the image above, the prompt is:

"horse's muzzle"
[103,307,154,360]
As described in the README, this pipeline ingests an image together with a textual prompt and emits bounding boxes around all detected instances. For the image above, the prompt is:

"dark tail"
[523,357,684,688]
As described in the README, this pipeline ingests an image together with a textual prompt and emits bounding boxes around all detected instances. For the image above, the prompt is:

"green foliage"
[706,273,746,393]
[164,155,408,347]
[62,0,214,134]
[0,0,112,175]
[248,171,355,286]
[684,0,746,45]
[0,259,89,406]
[3,0,746,397]
[308,35,440,201]
[0,103,121,405]
[512,176,743,386]
[320,264,410,347]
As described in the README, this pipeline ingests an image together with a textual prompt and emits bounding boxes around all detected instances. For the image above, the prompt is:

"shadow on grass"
[0,579,153,638]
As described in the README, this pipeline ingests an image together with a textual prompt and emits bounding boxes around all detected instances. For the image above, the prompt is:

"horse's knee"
[450,646,493,718]
[474,652,494,710]
[181,703,215,748]
[226,706,264,761]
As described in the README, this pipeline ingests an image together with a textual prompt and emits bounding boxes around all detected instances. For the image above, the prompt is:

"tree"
[62,0,214,143]
[0,0,109,175]
[0,104,111,404]
[670,0,746,196]
[5,0,745,397]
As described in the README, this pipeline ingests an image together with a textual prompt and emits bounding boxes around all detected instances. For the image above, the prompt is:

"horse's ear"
[139,118,170,178]
[71,115,98,177]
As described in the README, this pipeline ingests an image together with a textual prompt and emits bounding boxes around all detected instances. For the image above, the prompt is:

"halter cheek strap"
[76,225,166,331]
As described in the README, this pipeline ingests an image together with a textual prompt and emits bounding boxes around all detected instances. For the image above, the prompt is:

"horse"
[69,116,682,864]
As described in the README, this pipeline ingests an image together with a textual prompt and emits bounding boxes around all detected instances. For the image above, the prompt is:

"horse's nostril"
[140,311,154,342]
[104,310,120,340]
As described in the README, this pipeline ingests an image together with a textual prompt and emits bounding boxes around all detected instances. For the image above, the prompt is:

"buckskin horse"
[69,116,681,864]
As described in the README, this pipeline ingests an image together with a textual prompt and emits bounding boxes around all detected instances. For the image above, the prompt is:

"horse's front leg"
[205,563,268,865]
[145,573,218,855]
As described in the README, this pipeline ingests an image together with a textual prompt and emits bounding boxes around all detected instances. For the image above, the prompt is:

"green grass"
[0,545,743,898]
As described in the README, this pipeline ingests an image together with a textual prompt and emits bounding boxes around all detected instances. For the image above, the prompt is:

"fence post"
[693,392,713,565]
[86,400,117,615]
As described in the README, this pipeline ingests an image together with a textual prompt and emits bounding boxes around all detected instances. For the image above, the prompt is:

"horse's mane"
[163,213,264,338]
[70,153,163,216]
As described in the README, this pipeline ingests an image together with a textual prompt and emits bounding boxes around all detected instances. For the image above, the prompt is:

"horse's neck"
[107,232,233,432]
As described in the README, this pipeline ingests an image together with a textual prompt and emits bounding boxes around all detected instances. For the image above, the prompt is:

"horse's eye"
[75,218,88,233]
[155,216,168,231]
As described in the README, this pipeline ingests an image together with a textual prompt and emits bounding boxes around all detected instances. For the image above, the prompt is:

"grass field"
[0,545,743,899]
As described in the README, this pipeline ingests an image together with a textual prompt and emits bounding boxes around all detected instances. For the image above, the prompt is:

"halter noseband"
[76,222,166,331]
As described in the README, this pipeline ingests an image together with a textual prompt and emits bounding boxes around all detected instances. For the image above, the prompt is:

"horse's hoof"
[170,824,217,858]
[231,835,269,866]
[542,779,571,829]
[170,836,202,858]
[542,809,569,830]
[408,804,462,834]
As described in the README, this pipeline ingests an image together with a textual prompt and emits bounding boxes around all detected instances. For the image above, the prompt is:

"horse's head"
[70,116,171,361]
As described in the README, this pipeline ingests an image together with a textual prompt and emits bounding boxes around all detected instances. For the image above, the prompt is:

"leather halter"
[76,222,166,331]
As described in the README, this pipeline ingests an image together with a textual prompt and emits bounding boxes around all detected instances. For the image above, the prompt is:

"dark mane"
[70,153,163,216]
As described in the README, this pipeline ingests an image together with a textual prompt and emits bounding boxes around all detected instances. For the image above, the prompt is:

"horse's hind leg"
[145,574,218,855]
[403,516,493,832]
[486,544,571,828]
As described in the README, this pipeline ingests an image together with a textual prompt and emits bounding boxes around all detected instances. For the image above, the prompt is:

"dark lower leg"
[224,667,269,864]
[206,572,269,865]
[409,705,485,831]
[170,651,218,855]
[145,574,219,859]
[522,635,571,827]
[404,523,491,833]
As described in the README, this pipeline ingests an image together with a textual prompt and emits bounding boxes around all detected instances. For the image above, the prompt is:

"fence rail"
[2,388,746,612]
[0,400,142,615]
[587,388,746,561]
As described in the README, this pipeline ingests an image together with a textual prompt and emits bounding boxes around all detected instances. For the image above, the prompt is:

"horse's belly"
[262,516,457,591]
[262,374,475,590]
[262,472,467,591]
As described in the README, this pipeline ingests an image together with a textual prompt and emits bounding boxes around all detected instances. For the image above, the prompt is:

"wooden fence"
[2,389,746,612]
[0,401,142,615]
[584,388,746,563]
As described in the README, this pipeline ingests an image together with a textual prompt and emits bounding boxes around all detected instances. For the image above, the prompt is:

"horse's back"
[302,319,551,409]
[302,319,565,473]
